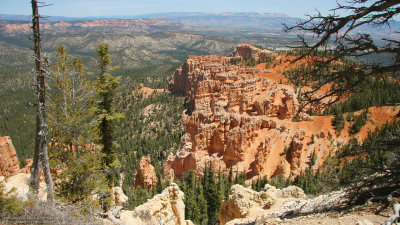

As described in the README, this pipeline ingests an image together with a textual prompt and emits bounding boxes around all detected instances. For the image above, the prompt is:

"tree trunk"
[28,0,54,203]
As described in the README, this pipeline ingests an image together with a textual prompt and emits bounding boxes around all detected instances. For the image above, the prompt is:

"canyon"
[164,44,400,181]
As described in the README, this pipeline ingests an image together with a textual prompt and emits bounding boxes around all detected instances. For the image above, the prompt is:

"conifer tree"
[95,43,124,187]
[196,181,208,224]
[48,46,97,152]
[48,45,112,210]
[204,164,222,225]
[183,170,200,224]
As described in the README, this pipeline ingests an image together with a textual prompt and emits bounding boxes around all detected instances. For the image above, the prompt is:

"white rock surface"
[120,183,193,225]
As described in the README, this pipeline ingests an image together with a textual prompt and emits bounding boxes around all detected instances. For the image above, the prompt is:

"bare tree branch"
[284,0,399,111]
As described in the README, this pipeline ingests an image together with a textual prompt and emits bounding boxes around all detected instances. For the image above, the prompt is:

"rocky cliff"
[165,44,400,181]
[0,136,20,176]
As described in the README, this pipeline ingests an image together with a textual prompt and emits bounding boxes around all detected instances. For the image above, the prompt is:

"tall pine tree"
[204,164,222,225]
[48,46,112,209]
[95,43,124,187]
[48,46,97,152]
[183,170,201,224]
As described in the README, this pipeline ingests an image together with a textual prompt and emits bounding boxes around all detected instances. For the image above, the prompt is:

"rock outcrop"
[219,184,307,225]
[120,183,193,225]
[165,45,400,181]
[135,156,157,190]
[0,136,20,176]
[0,173,47,201]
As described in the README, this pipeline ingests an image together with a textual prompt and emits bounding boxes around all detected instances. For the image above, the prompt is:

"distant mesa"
[0,19,172,32]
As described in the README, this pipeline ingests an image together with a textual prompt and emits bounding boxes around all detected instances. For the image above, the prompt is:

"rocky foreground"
[0,136,398,224]
[0,170,395,225]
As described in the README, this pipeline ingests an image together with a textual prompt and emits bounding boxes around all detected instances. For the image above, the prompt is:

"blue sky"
[0,0,339,18]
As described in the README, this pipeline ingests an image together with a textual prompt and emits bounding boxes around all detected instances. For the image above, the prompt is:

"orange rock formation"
[135,156,157,190]
[164,44,400,181]
[0,136,20,176]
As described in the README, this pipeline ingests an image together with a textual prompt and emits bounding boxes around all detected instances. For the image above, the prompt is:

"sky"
[0,0,339,18]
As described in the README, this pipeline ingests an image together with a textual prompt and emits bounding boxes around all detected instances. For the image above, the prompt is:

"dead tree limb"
[98,206,124,225]
[28,0,54,204]
[382,203,399,225]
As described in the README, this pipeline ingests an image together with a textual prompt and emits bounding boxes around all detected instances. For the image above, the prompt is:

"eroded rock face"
[165,52,318,179]
[218,184,306,225]
[135,156,157,190]
[0,136,20,176]
[165,46,400,181]
[120,183,193,225]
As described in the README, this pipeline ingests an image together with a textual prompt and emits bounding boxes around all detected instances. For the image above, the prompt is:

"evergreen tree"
[55,148,113,211]
[48,46,97,152]
[183,170,201,224]
[204,164,222,225]
[95,43,124,187]
[48,45,112,211]
[196,182,208,225]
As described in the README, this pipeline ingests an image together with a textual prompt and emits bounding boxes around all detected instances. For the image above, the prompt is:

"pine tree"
[95,43,124,187]
[48,45,112,210]
[183,170,200,224]
[204,164,221,225]
[196,182,208,225]
[48,46,97,153]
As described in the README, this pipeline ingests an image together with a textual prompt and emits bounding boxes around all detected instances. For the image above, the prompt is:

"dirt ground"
[259,203,393,225]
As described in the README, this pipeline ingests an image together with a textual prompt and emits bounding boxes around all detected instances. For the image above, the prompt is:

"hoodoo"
[165,44,400,181]
[0,136,20,177]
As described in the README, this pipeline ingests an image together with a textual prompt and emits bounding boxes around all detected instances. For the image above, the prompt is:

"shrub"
[332,113,345,134]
